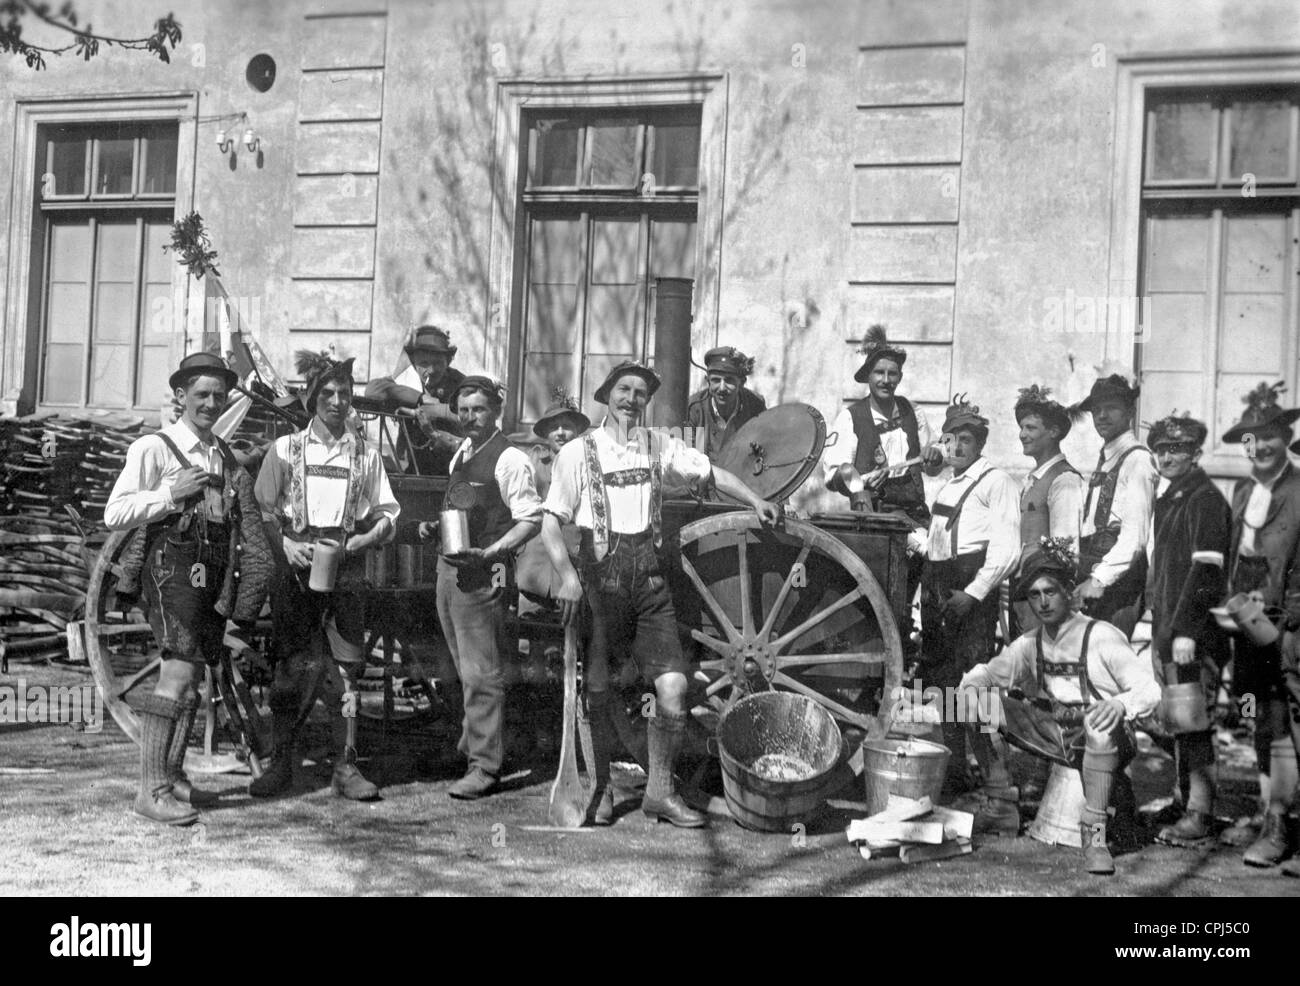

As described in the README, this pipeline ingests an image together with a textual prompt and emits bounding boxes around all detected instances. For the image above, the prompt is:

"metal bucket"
[861,737,950,816]
[1027,761,1085,847]
[716,692,844,833]
[440,508,472,556]
[1160,664,1210,734]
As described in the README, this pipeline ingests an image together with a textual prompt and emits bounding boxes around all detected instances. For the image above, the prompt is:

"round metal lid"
[714,403,826,504]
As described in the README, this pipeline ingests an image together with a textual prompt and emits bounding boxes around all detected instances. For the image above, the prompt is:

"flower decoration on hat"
[1015,535,1080,597]
[295,348,355,409]
[550,384,579,412]
[1014,383,1072,437]
[1244,380,1285,416]
[1147,409,1208,449]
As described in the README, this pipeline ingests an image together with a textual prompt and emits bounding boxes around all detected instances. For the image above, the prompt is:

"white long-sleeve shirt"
[927,457,1021,602]
[104,419,227,531]
[448,432,543,524]
[255,417,400,530]
[1021,452,1084,553]
[1081,432,1157,587]
[960,612,1161,720]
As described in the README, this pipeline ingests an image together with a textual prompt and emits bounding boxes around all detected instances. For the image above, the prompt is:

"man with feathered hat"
[364,324,466,474]
[685,346,766,462]
[1012,384,1084,635]
[1070,369,1157,638]
[1144,411,1230,848]
[251,350,400,801]
[957,537,1161,874]
[1218,381,1300,869]
[541,360,781,827]
[920,394,1021,795]
[824,326,944,648]
[104,352,273,825]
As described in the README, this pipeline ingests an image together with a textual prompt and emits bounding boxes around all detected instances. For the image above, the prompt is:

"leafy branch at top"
[1,1,181,70]
[164,212,221,281]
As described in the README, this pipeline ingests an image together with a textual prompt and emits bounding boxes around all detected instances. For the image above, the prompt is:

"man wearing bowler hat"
[251,350,400,801]
[541,361,781,827]
[1069,371,1157,638]
[365,324,466,474]
[1218,382,1300,868]
[686,346,766,462]
[425,375,543,800]
[105,352,272,825]
[1145,412,1230,849]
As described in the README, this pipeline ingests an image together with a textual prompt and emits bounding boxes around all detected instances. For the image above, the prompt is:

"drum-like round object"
[713,403,826,504]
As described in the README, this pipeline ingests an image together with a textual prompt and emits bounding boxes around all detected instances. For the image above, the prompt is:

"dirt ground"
[1,662,1298,897]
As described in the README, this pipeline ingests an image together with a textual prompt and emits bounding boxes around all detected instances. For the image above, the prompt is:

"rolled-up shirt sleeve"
[364,450,401,525]
[104,437,177,531]
[542,441,585,525]
[253,438,288,522]
[660,434,712,489]
[1092,452,1156,588]
[1091,624,1161,719]
[965,472,1022,602]
[495,447,543,523]
[961,636,1032,692]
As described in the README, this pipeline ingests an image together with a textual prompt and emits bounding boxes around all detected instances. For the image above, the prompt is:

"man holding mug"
[252,350,400,800]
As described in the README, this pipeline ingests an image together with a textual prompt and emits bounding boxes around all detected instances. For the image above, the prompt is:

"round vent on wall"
[246,54,277,93]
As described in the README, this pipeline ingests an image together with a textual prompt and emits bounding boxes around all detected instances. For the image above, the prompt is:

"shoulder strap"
[1079,619,1098,701]
[947,467,996,557]
[583,434,610,560]
[1093,444,1151,528]
[1035,628,1046,693]
[154,431,191,471]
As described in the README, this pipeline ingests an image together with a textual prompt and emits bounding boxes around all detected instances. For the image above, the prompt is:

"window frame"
[2,94,198,417]
[1108,55,1300,479]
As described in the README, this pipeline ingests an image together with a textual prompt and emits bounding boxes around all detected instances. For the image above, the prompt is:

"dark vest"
[449,431,513,550]
[1020,457,1080,548]
[846,396,927,518]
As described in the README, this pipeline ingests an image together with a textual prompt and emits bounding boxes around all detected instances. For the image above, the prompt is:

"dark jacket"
[1229,461,1300,629]
[686,386,766,462]
[1148,466,1229,659]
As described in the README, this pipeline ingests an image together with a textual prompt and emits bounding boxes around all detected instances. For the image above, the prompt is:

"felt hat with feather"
[854,324,907,383]
[1069,366,1140,417]
[403,325,457,358]
[1015,536,1080,597]
[1221,381,1300,444]
[295,349,355,410]
[534,385,591,438]
[942,392,989,435]
[1148,410,1209,449]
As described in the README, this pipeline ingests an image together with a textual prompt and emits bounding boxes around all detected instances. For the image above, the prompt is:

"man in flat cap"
[1011,384,1083,635]
[921,394,1020,795]
[365,325,466,475]
[1218,382,1300,868]
[686,346,766,462]
[823,325,944,649]
[105,352,272,825]
[1145,412,1230,849]
[251,350,400,801]
[541,361,780,827]
[1070,371,1157,638]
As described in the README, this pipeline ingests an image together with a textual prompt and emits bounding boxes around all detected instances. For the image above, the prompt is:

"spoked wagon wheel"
[84,529,267,773]
[669,513,903,769]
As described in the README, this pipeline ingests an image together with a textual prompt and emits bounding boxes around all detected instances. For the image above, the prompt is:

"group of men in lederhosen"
[103,326,1300,879]
[825,326,1300,877]
[105,337,777,830]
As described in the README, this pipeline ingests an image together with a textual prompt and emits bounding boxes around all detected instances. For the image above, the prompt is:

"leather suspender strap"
[583,434,611,561]
[154,431,192,472]
[1036,618,1098,705]
[946,467,995,557]
[1090,445,1151,530]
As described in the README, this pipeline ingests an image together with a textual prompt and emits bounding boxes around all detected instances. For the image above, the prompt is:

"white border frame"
[2,93,198,415]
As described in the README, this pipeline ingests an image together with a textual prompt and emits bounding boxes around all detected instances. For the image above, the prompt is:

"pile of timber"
[0,515,88,669]
[846,795,975,863]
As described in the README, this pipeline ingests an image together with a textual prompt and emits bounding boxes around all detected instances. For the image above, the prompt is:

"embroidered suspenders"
[288,430,365,534]
[581,432,663,561]
[1086,445,1152,532]
[1034,619,1103,705]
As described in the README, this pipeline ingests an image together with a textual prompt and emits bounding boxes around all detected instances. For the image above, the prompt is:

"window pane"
[651,124,700,188]
[142,133,178,194]
[45,223,91,345]
[526,217,583,352]
[89,344,132,406]
[529,120,581,186]
[522,353,575,423]
[588,218,642,353]
[143,221,173,344]
[139,345,171,406]
[47,133,87,197]
[587,120,639,187]
[1148,101,1216,182]
[650,220,696,279]
[43,343,84,403]
[1229,100,1294,181]
[1220,214,1288,373]
[527,284,580,351]
[95,138,135,195]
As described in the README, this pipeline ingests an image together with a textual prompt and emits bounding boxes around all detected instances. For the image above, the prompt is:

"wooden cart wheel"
[84,529,267,763]
[669,513,903,744]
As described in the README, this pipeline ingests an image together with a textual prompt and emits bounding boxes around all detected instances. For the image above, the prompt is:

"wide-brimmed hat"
[403,325,457,358]
[295,349,355,409]
[942,393,989,435]
[534,385,590,438]
[168,352,238,392]
[1148,411,1208,449]
[701,346,755,379]
[451,374,504,411]
[1014,383,1072,438]
[1070,372,1140,416]
[594,360,661,405]
[1222,381,1300,444]
[853,324,907,383]
[1015,536,1080,597]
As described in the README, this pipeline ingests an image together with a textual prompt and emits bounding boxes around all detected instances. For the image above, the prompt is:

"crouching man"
[955,538,1160,874]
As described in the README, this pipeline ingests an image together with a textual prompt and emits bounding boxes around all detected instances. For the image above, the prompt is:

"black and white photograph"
[0,0,1297,916]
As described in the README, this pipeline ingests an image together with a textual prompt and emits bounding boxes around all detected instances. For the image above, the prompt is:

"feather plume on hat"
[853,324,908,382]
[1067,362,1141,422]
[1014,535,1080,598]
[550,384,579,412]
[294,348,355,409]
[1015,383,1072,437]
[942,392,989,434]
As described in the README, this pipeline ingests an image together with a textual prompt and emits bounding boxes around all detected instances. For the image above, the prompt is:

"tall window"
[34,122,179,409]
[1139,89,1299,463]
[514,107,701,427]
